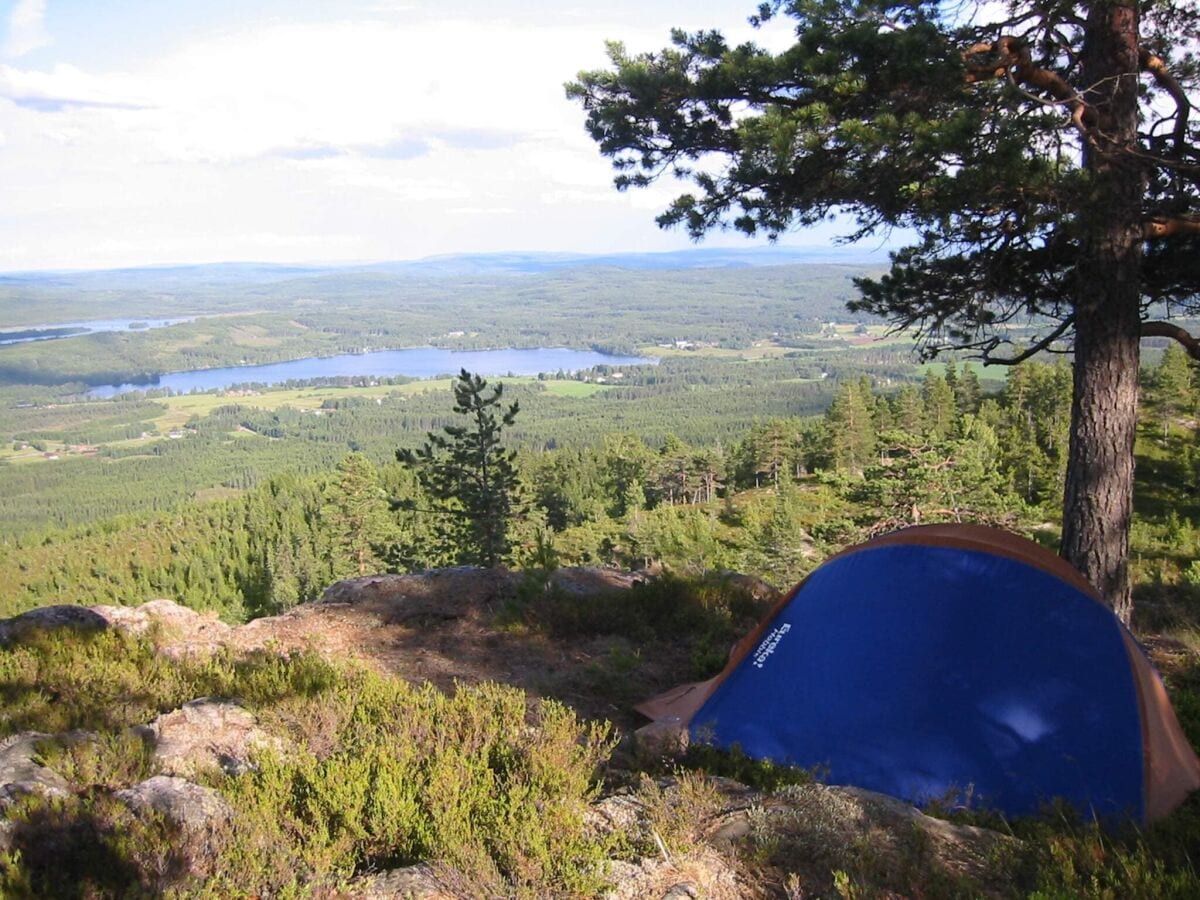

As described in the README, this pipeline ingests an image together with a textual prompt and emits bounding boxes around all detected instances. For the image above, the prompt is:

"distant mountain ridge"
[0,245,881,289]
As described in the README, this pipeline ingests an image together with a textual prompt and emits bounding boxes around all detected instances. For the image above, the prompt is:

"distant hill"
[360,245,881,277]
[0,245,881,290]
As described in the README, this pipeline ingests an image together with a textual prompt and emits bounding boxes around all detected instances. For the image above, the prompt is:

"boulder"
[549,567,647,596]
[116,775,232,885]
[0,732,74,854]
[715,571,782,602]
[317,568,521,624]
[92,600,232,656]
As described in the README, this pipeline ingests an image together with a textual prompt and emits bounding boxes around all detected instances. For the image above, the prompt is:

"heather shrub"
[0,629,617,897]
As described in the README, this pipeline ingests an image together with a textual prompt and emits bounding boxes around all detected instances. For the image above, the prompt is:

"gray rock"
[549,567,646,596]
[0,732,71,806]
[93,600,232,656]
[587,789,646,838]
[115,775,232,886]
[318,568,521,624]
[592,777,1021,899]
[0,606,110,645]
[662,883,699,900]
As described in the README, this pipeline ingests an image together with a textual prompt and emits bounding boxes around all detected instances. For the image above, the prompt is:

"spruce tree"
[398,370,521,567]
[602,433,652,516]
[825,381,877,472]
[921,371,958,441]
[1146,344,1195,440]
[325,452,391,577]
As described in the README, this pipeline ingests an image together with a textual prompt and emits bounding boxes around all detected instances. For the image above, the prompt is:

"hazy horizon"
[0,242,891,278]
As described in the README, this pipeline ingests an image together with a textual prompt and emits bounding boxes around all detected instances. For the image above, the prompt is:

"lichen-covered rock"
[116,775,232,832]
[0,732,74,854]
[600,848,753,900]
[316,568,522,624]
[549,566,646,596]
[661,882,700,900]
[142,698,284,777]
[115,774,232,885]
[716,571,783,602]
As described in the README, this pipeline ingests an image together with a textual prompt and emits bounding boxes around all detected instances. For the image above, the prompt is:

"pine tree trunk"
[1060,0,1144,624]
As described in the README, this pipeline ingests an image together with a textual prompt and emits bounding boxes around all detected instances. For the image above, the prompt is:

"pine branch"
[1143,218,1200,239]
[1139,50,1191,155]
[963,37,1090,136]
[1142,321,1200,361]
[979,316,1075,365]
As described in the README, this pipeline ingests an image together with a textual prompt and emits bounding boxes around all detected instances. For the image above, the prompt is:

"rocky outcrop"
[0,606,112,645]
[0,569,1029,897]
[316,567,522,621]
[93,600,232,656]
[548,566,648,595]
[0,731,74,852]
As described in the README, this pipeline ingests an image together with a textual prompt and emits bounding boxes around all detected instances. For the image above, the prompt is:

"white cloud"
[0,8,815,269]
[0,62,150,110]
[4,0,50,58]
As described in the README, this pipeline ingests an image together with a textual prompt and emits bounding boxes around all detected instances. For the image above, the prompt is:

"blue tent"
[637,525,1200,821]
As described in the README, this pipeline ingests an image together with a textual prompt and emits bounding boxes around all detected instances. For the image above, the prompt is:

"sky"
[0,0,857,271]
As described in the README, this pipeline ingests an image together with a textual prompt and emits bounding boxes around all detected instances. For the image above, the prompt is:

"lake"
[0,317,195,346]
[88,347,657,397]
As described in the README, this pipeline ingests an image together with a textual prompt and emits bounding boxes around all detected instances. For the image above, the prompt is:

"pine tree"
[750,419,794,486]
[654,433,693,504]
[398,370,522,568]
[569,0,1200,620]
[750,480,812,586]
[890,385,925,436]
[955,366,983,415]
